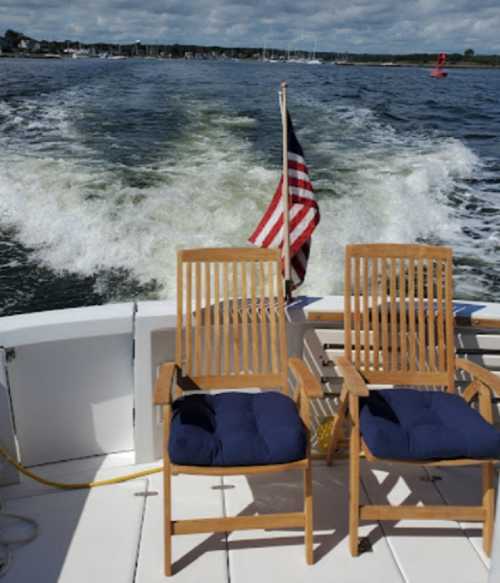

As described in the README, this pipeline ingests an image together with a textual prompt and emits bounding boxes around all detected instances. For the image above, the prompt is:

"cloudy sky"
[2,0,500,54]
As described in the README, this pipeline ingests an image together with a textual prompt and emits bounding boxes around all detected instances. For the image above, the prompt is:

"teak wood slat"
[259,261,270,374]
[232,261,240,374]
[214,262,221,376]
[194,261,202,376]
[344,250,353,363]
[408,258,416,372]
[399,258,407,371]
[155,247,318,576]
[381,257,389,369]
[185,262,192,375]
[354,256,361,369]
[427,258,436,371]
[269,262,279,374]
[371,258,380,370]
[363,257,369,371]
[176,254,183,371]
[436,260,445,371]
[204,262,212,375]
[251,261,259,373]
[241,261,249,373]
[223,261,230,375]
[360,505,486,522]
[328,243,497,559]
[173,512,305,535]
[417,257,426,369]
[390,258,398,370]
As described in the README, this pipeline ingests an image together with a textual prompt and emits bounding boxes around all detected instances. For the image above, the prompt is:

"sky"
[1,0,500,54]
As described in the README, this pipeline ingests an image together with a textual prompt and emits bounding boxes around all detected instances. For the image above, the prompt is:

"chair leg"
[349,395,360,557]
[482,461,495,556]
[164,461,173,576]
[304,464,314,564]
[326,386,348,466]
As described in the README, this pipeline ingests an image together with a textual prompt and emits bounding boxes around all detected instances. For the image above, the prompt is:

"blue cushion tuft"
[169,392,307,466]
[360,389,500,461]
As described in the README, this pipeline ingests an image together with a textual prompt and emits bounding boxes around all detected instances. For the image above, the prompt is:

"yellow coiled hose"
[0,444,162,490]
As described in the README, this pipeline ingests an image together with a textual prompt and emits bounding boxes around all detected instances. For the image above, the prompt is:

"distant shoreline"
[1,53,500,69]
[1,30,499,68]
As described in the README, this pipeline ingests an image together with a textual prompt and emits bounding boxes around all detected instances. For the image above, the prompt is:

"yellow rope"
[0,445,162,490]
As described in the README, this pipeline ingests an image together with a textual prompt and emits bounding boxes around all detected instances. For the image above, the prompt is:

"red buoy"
[431,52,448,78]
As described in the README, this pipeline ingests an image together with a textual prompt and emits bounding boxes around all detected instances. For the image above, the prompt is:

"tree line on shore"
[1,29,500,66]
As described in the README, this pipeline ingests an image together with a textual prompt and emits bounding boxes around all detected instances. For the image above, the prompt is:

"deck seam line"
[360,461,409,583]
[425,466,490,570]
[221,475,232,583]
[132,477,149,583]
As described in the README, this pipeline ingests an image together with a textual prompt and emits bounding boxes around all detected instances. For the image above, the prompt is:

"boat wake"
[0,69,498,313]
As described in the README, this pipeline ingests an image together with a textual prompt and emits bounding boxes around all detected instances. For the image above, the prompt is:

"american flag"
[249,112,320,288]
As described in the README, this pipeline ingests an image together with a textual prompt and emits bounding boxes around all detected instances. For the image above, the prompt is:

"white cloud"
[1,0,499,53]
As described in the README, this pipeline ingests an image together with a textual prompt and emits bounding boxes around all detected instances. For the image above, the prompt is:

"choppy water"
[0,58,499,316]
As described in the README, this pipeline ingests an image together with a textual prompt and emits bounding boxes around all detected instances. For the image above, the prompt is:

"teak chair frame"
[326,243,500,556]
[154,247,322,576]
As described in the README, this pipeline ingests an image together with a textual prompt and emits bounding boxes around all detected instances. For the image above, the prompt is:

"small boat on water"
[431,52,448,78]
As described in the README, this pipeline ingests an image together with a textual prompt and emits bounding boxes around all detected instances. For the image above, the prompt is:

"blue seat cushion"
[360,389,500,461]
[169,391,307,466]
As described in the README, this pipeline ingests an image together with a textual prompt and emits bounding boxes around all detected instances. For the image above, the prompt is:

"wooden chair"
[154,247,322,575]
[326,243,500,556]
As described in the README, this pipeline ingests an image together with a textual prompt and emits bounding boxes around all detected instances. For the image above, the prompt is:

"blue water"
[0,58,499,315]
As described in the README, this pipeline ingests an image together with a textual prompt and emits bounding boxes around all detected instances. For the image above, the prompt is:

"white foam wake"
[0,94,483,301]
[0,98,277,300]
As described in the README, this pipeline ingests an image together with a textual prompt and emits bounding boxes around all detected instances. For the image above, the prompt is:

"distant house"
[17,36,40,53]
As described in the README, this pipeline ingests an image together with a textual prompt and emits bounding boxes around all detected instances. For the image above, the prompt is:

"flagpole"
[279,80,292,301]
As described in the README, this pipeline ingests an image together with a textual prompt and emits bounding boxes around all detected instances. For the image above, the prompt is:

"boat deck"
[0,452,495,582]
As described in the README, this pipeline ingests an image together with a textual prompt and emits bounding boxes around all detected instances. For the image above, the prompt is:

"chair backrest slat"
[354,256,361,369]
[204,262,212,375]
[251,262,259,373]
[176,248,288,391]
[185,261,193,375]
[408,259,416,372]
[194,261,202,376]
[427,258,436,370]
[259,261,270,374]
[436,260,445,371]
[380,257,389,369]
[214,262,221,375]
[223,261,230,374]
[417,257,426,368]
[345,244,455,391]
[399,258,407,371]
[241,261,250,372]
[371,258,380,370]
[269,262,279,374]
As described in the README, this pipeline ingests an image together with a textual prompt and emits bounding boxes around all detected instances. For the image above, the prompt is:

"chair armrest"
[153,362,178,405]
[456,358,500,397]
[288,357,322,398]
[335,356,369,397]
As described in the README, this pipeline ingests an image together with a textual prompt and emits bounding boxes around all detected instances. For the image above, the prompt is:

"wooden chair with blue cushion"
[154,247,322,575]
[326,243,500,556]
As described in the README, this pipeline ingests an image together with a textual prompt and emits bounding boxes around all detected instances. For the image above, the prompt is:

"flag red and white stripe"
[249,112,320,288]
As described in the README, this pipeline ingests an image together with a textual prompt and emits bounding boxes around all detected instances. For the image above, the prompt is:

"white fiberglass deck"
[0,452,495,583]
